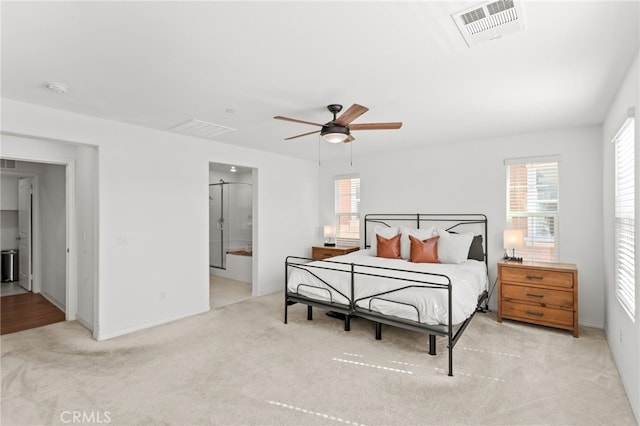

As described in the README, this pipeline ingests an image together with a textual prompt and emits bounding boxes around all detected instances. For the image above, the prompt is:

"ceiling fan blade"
[349,122,403,131]
[335,104,369,126]
[284,129,321,140]
[343,135,355,143]
[273,115,324,127]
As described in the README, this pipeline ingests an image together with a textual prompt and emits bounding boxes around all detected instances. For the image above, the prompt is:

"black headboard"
[363,213,488,266]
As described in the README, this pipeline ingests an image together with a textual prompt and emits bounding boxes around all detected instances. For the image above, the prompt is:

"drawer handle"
[526,311,544,317]
[526,275,543,280]
[526,293,544,298]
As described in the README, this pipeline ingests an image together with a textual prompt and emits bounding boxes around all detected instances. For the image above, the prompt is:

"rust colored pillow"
[376,233,402,259]
[409,235,440,263]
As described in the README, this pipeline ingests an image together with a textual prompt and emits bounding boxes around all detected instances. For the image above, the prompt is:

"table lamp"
[324,225,336,247]
[503,229,524,262]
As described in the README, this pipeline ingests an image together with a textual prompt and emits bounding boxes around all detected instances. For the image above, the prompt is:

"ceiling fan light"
[323,133,348,143]
[321,125,349,143]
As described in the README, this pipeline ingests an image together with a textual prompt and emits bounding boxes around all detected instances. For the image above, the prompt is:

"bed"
[284,214,489,376]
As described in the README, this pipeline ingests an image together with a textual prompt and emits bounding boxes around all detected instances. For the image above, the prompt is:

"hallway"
[1,292,65,335]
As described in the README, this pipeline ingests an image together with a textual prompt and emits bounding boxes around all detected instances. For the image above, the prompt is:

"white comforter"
[287,249,487,326]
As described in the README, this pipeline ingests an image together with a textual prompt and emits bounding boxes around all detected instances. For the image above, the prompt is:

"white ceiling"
[2,1,638,161]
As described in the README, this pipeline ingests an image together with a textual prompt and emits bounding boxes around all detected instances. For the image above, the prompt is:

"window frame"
[613,109,636,321]
[333,174,360,247]
[505,156,560,263]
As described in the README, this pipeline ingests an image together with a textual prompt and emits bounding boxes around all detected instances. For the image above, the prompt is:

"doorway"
[0,160,67,333]
[208,162,255,308]
[1,133,98,337]
[209,181,252,270]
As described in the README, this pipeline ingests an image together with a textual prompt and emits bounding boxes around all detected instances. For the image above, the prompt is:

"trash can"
[1,250,19,282]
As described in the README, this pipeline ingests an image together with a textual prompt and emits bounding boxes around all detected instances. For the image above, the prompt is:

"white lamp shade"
[323,225,336,238]
[503,229,524,249]
[323,133,348,143]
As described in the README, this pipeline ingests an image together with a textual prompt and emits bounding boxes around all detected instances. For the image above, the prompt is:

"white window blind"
[506,158,559,262]
[614,113,635,320]
[334,176,360,246]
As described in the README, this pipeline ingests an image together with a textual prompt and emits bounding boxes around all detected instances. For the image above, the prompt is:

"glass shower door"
[209,184,228,269]
[209,181,252,269]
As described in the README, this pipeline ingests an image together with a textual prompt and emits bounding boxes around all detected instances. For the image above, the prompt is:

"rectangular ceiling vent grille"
[0,159,17,170]
[460,8,486,25]
[170,119,237,140]
[452,0,525,47]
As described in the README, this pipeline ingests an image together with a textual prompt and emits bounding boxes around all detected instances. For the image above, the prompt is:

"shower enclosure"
[209,181,252,270]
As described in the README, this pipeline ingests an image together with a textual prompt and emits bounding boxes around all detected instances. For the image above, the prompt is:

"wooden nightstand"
[497,260,579,337]
[311,246,359,260]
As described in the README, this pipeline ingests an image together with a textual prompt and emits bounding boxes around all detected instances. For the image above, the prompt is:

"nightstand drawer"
[501,284,573,309]
[313,248,339,259]
[501,300,574,328]
[500,266,574,288]
[311,246,359,260]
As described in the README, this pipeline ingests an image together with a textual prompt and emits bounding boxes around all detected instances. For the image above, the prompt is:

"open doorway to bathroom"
[209,162,255,308]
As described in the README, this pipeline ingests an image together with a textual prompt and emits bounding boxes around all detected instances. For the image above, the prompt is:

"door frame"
[3,171,41,293]
[0,161,77,321]
[208,163,257,296]
[18,176,34,292]
[209,182,226,270]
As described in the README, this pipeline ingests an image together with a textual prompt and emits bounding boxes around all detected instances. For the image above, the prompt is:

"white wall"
[1,175,20,249]
[0,211,18,250]
[602,51,639,422]
[1,174,19,211]
[2,98,318,340]
[75,145,99,329]
[40,163,67,308]
[319,125,604,327]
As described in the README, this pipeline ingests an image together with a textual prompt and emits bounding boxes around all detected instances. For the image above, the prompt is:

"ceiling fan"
[274,103,402,143]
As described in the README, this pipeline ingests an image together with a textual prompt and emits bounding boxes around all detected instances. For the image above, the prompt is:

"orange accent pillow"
[409,235,440,263]
[376,233,402,259]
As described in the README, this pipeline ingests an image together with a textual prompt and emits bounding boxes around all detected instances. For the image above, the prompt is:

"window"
[505,157,559,262]
[334,175,360,246]
[613,111,635,320]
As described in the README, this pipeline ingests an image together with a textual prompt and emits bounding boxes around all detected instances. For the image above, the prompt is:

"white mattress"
[287,249,487,325]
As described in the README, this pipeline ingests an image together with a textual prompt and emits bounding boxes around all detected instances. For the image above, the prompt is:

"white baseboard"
[75,314,93,332]
[40,290,65,312]
[578,319,604,329]
[94,305,210,341]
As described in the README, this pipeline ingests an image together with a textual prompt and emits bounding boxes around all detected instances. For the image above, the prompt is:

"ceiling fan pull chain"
[350,142,353,166]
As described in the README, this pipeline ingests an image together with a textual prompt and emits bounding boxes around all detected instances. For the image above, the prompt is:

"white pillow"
[370,226,399,256]
[400,226,435,259]
[435,229,473,264]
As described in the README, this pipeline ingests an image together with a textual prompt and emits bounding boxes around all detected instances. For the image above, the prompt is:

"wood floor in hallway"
[1,293,65,335]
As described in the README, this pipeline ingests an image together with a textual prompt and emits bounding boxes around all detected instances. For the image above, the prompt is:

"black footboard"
[285,256,354,331]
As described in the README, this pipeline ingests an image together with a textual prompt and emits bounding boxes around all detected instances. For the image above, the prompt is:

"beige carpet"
[210,275,252,309]
[1,289,635,426]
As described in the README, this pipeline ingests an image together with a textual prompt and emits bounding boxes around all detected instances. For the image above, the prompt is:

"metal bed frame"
[284,213,489,376]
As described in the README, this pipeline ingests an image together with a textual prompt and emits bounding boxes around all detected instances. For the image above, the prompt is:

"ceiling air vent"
[0,159,17,170]
[452,0,525,47]
[170,119,237,140]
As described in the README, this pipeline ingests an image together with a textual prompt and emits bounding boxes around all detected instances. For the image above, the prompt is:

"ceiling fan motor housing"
[327,104,343,116]
[321,124,350,136]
